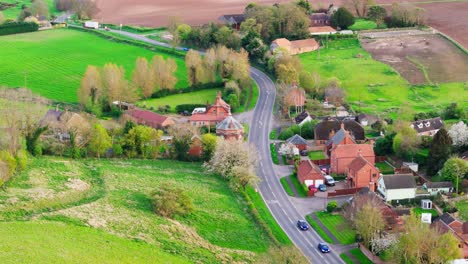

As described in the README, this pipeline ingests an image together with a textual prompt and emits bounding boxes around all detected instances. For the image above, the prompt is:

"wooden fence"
[311,159,330,166]
[327,187,363,197]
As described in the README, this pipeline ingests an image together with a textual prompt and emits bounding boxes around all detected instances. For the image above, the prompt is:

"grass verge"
[290,174,308,197]
[340,253,354,264]
[270,143,279,165]
[280,177,294,196]
[315,212,356,245]
[306,215,334,244]
[349,248,373,264]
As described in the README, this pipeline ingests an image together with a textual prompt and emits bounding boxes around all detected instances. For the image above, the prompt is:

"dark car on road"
[318,184,327,192]
[318,243,331,253]
[297,220,309,231]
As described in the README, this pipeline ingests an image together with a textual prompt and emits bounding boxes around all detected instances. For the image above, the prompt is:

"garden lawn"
[376,161,394,174]
[349,248,373,264]
[0,157,272,262]
[315,212,356,245]
[456,200,468,221]
[140,88,219,112]
[1,0,58,20]
[290,174,307,197]
[308,151,327,160]
[0,29,188,102]
[349,19,384,31]
[306,215,334,244]
[412,208,439,217]
[298,39,467,117]
[340,253,354,264]
[0,221,186,264]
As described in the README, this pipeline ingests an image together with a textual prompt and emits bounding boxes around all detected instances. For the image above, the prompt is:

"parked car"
[300,150,308,156]
[182,47,190,51]
[318,184,327,192]
[296,220,309,231]
[324,175,335,186]
[318,242,331,253]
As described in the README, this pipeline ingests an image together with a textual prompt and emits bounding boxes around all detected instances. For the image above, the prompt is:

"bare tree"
[78,65,102,107]
[132,57,155,99]
[31,0,49,17]
[185,49,204,86]
[102,63,137,108]
[152,55,178,91]
[72,0,99,20]
[324,79,345,106]
[344,0,375,17]
[203,48,217,83]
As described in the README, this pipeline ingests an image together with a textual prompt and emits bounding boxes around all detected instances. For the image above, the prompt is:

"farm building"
[190,91,231,126]
[216,115,244,140]
[297,159,325,187]
[123,109,175,129]
[347,156,380,191]
[314,118,365,146]
[270,38,319,55]
[377,174,417,202]
[308,26,336,35]
[330,144,375,174]
[410,117,444,136]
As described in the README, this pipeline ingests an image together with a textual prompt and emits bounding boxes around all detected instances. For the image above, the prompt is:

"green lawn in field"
[0,29,188,102]
[308,151,327,160]
[0,221,187,264]
[315,212,356,245]
[306,215,334,244]
[0,157,272,262]
[1,0,58,20]
[349,19,385,31]
[412,207,439,217]
[349,248,373,264]
[376,161,394,174]
[298,39,468,116]
[456,200,468,221]
[140,88,219,112]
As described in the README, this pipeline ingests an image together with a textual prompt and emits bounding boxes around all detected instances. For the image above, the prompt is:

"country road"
[70,24,344,263]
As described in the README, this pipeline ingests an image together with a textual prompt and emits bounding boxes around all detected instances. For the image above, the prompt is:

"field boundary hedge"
[0,22,39,36]
[436,32,468,55]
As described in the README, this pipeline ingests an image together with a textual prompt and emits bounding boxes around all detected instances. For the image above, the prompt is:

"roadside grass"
[305,215,334,244]
[280,177,294,196]
[269,129,277,140]
[245,186,292,246]
[340,253,354,264]
[455,200,468,221]
[375,161,394,174]
[349,248,373,264]
[0,29,188,102]
[270,143,279,164]
[1,0,58,20]
[412,208,439,217]
[315,212,356,245]
[0,157,274,262]
[247,82,260,111]
[243,123,250,138]
[308,151,327,160]
[298,39,467,116]
[0,221,187,263]
[290,174,308,197]
[139,88,219,112]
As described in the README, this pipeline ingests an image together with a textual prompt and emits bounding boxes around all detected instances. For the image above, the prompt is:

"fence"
[375,156,387,163]
[327,187,363,197]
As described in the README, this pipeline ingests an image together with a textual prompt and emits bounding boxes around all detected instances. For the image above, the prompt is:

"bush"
[0,21,39,36]
[331,7,355,29]
[151,183,194,218]
[278,128,294,140]
[15,149,28,171]
[327,201,338,213]
[0,150,17,176]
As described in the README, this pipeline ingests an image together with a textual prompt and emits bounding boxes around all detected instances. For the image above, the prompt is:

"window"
[372,173,377,177]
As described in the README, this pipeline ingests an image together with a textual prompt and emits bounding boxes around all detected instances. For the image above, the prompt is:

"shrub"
[15,149,28,171]
[327,201,338,213]
[0,150,17,176]
[0,21,39,36]
[151,183,194,218]
[278,128,294,140]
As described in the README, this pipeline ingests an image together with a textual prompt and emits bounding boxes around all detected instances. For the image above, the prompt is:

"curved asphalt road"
[70,24,343,263]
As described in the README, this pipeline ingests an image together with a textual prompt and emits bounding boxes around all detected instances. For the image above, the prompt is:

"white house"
[423,181,453,196]
[377,174,417,202]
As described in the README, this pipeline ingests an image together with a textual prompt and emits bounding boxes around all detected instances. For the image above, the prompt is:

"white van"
[324,175,335,186]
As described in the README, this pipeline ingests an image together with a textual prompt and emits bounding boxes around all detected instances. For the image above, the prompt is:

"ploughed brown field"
[95,0,468,48]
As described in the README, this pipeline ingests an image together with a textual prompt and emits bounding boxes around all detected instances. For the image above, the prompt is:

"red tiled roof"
[291,39,320,50]
[332,144,374,158]
[349,156,376,172]
[125,109,168,124]
[190,114,227,122]
[298,160,323,180]
[308,26,337,34]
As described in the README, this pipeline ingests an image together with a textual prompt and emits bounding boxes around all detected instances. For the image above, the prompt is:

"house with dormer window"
[410,117,443,136]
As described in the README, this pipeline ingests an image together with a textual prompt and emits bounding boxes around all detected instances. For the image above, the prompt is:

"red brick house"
[433,213,468,258]
[216,115,244,140]
[188,135,203,157]
[325,123,356,156]
[314,118,365,146]
[286,134,308,151]
[298,159,325,187]
[190,91,231,126]
[123,109,175,129]
[347,156,380,191]
[330,144,375,174]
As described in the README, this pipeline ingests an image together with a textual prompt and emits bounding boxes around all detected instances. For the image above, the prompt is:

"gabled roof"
[308,26,336,34]
[438,213,456,225]
[326,128,356,146]
[332,144,374,158]
[219,14,245,24]
[410,117,443,133]
[290,39,320,50]
[298,159,323,179]
[295,111,310,124]
[310,13,329,20]
[125,109,169,125]
[272,38,291,48]
[287,134,307,145]
[349,156,376,172]
[425,181,453,188]
[315,118,364,140]
[381,174,416,190]
[216,115,243,131]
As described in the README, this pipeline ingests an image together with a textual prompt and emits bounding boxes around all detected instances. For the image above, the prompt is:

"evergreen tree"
[427,128,452,176]
[331,7,355,29]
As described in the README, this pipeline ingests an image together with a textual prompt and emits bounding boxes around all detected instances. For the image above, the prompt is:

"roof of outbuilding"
[332,144,374,158]
[295,111,310,124]
[381,174,416,189]
[219,14,245,24]
[315,118,364,140]
[308,26,336,34]
[425,181,453,188]
[216,115,243,131]
[287,134,308,145]
[410,117,443,133]
[125,109,169,124]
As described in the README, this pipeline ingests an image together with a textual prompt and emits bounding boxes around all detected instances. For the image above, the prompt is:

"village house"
[286,134,308,151]
[39,107,91,145]
[377,174,417,202]
[314,118,365,146]
[297,159,325,187]
[309,13,330,27]
[422,181,454,195]
[295,111,315,126]
[270,38,319,55]
[308,26,337,35]
[433,213,468,258]
[190,91,231,126]
[215,114,244,140]
[325,123,356,156]
[355,114,379,127]
[410,117,444,136]
[123,109,175,129]
[218,14,245,30]
[347,156,380,191]
[330,144,375,174]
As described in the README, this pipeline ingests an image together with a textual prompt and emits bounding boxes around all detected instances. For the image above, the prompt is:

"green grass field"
[456,200,468,221]
[140,88,219,112]
[376,161,394,174]
[298,39,468,117]
[349,19,385,31]
[349,248,373,264]
[315,212,356,245]
[0,29,188,102]
[0,221,186,264]
[308,151,327,160]
[1,0,58,20]
[0,157,272,262]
